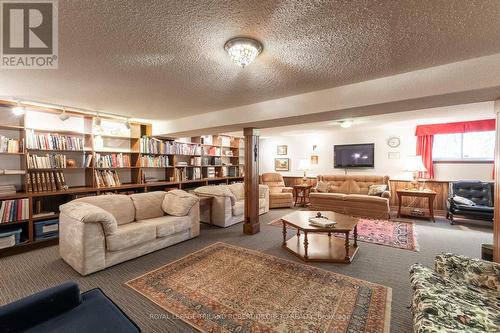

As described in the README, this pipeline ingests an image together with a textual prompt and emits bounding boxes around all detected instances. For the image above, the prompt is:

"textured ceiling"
[1,0,500,120]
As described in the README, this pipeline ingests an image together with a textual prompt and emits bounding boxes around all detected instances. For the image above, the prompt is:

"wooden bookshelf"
[0,101,244,257]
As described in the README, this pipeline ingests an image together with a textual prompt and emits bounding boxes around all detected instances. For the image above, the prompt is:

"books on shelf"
[207,167,216,178]
[222,166,238,177]
[0,185,17,197]
[141,155,169,167]
[190,156,201,166]
[187,167,202,180]
[84,154,93,167]
[221,136,231,147]
[174,168,186,182]
[202,156,221,166]
[0,198,29,223]
[26,129,83,151]
[140,137,202,155]
[206,146,221,156]
[0,135,22,153]
[27,171,68,192]
[95,153,130,168]
[27,153,67,169]
[94,170,121,188]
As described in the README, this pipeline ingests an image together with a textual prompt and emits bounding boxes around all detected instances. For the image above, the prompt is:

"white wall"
[259,102,495,181]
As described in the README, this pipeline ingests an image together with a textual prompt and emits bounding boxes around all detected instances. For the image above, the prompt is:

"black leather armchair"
[447,181,494,224]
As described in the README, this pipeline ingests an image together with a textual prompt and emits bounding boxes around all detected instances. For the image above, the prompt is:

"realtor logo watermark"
[1,0,58,69]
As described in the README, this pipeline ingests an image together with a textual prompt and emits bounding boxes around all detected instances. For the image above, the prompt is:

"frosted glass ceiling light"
[224,37,263,68]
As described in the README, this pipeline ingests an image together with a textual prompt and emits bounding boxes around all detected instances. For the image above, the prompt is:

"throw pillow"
[453,196,476,206]
[162,189,199,216]
[316,181,330,193]
[367,184,388,196]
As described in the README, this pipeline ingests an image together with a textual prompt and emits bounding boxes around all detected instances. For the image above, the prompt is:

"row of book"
[27,171,68,192]
[141,155,170,167]
[95,153,131,168]
[0,185,17,198]
[26,129,84,151]
[221,166,239,177]
[27,153,67,169]
[95,170,121,188]
[203,146,221,156]
[202,157,221,166]
[140,137,203,155]
[0,135,22,153]
[84,154,93,167]
[0,198,29,223]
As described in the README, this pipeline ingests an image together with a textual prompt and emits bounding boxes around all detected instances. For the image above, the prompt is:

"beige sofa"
[194,182,269,227]
[309,175,391,219]
[260,173,294,208]
[59,190,199,275]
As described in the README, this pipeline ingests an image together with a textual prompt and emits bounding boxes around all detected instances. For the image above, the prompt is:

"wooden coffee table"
[280,211,359,264]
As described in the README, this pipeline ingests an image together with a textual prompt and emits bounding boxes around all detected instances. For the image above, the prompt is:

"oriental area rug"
[269,217,419,252]
[126,242,392,333]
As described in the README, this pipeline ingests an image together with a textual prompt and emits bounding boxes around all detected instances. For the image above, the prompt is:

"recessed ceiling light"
[339,120,353,128]
[224,37,263,68]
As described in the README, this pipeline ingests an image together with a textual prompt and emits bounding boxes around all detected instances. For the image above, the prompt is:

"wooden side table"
[293,184,313,207]
[396,189,437,222]
[190,193,213,224]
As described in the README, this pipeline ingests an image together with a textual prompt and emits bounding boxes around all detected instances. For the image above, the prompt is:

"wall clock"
[387,137,400,148]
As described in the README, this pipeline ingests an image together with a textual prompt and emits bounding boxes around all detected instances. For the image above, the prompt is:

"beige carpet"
[127,242,392,333]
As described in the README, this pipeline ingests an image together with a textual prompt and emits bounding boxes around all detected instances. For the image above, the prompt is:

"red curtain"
[415,119,495,180]
[416,135,434,179]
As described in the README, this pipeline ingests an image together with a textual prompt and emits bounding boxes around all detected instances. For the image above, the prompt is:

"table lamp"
[404,155,427,190]
[298,158,311,183]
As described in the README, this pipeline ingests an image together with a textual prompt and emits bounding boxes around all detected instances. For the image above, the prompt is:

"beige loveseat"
[59,190,199,275]
[194,182,269,227]
[309,175,391,219]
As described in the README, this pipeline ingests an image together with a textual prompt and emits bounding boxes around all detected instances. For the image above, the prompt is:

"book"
[308,217,337,228]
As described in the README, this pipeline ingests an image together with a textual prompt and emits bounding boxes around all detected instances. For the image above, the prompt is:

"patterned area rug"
[269,217,419,251]
[127,242,392,333]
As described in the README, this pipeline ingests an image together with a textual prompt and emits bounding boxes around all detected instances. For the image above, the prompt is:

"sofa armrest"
[435,253,500,291]
[381,190,391,199]
[259,184,269,199]
[59,201,117,236]
[0,282,81,332]
[282,187,293,193]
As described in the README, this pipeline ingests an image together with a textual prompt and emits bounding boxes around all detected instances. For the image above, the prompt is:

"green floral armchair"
[409,253,500,332]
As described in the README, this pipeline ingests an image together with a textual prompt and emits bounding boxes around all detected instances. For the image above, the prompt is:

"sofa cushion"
[310,192,347,200]
[345,194,388,204]
[232,201,244,216]
[453,195,476,206]
[315,181,330,193]
[106,222,156,251]
[162,189,199,216]
[137,215,192,238]
[129,191,166,221]
[455,204,494,213]
[75,195,135,225]
[228,182,245,201]
[367,184,388,196]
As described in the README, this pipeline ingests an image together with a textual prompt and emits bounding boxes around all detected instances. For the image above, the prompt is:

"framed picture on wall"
[277,145,287,155]
[275,158,290,171]
[310,155,318,165]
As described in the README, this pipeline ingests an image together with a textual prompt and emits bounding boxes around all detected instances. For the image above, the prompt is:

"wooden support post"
[243,128,260,235]
[494,99,500,262]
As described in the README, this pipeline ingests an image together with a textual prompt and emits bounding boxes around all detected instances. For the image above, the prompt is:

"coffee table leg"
[344,232,350,261]
[282,221,287,246]
[353,226,358,247]
[304,231,309,260]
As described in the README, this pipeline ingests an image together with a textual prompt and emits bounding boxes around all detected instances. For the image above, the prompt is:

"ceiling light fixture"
[59,108,70,121]
[224,37,263,68]
[11,102,25,116]
[339,120,353,128]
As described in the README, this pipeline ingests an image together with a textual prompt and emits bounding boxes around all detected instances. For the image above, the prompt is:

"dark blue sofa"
[0,282,140,333]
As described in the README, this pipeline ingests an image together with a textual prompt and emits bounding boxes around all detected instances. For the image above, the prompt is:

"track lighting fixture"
[95,113,102,126]
[59,108,70,121]
[124,119,131,130]
[11,102,25,116]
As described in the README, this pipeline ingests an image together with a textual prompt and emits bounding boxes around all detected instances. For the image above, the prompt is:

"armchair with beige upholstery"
[260,173,294,208]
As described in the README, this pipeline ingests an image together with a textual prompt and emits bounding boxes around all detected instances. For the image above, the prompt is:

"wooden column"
[494,99,500,262]
[243,128,260,235]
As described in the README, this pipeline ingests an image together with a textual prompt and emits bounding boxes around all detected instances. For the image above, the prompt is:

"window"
[433,131,495,161]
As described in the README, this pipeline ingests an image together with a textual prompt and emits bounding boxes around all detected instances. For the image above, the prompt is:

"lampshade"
[404,155,427,172]
[298,158,311,171]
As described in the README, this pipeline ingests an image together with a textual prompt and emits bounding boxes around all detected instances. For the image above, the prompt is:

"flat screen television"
[334,143,374,168]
